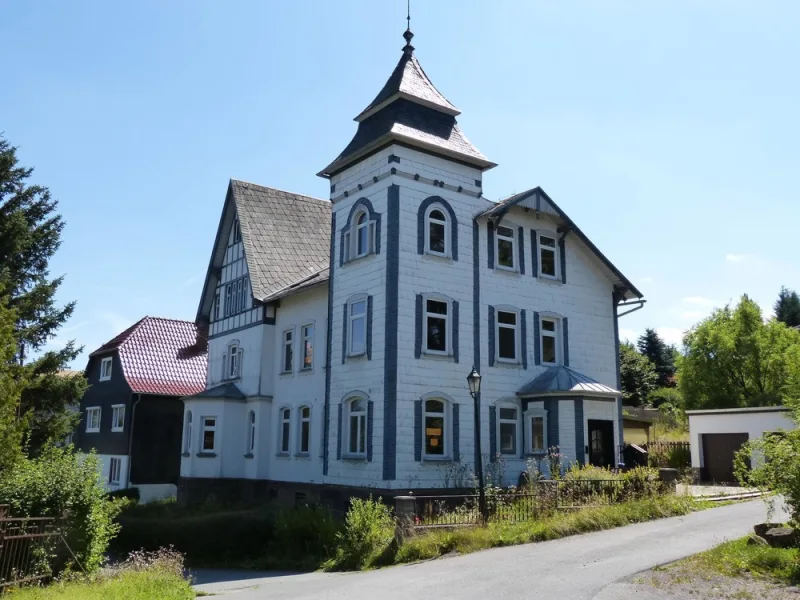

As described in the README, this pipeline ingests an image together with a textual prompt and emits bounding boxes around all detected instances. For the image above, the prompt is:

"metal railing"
[0,505,62,591]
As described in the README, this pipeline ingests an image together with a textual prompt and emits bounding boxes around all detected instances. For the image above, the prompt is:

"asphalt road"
[194,498,787,600]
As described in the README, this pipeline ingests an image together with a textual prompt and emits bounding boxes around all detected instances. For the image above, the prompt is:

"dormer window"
[425,207,449,257]
[538,233,559,279]
[343,208,377,263]
[496,225,515,270]
[100,357,112,381]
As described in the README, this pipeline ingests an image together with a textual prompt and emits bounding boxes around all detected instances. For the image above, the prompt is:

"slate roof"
[262,267,330,303]
[90,317,207,397]
[231,180,331,302]
[191,382,246,400]
[517,366,620,398]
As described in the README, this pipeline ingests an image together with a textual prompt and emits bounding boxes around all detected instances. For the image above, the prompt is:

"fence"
[409,478,666,527]
[0,505,62,591]
[644,441,691,468]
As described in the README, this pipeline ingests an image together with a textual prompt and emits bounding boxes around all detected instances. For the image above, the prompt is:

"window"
[282,330,294,373]
[232,218,241,244]
[348,299,367,356]
[355,212,369,258]
[496,225,515,270]
[498,404,519,455]
[301,324,314,370]
[99,357,112,381]
[108,457,121,485]
[496,310,519,362]
[247,410,256,454]
[298,406,311,455]
[213,291,220,321]
[423,399,447,458]
[343,209,376,263]
[541,317,559,365]
[86,407,101,433]
[424,298,449,354]
[184,411,193,454]
[201,417,216,452]
[539,234,558,278]
[527,410,548,454]
[225,342,241,379]
[224,283,232,316]
[279,408,291,454]
[345,398,367,457]
[111,405,125,432]
[425,206,448,256]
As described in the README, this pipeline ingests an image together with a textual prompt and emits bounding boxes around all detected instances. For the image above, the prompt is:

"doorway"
[588,420,615,467]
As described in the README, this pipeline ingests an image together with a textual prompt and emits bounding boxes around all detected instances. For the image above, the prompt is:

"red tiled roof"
[90,317,207,397]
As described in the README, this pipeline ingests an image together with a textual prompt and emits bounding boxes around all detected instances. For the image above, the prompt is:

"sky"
[2,1,799,367]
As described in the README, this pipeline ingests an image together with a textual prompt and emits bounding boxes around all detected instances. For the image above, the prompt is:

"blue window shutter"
[339,230,345,267]
[452,403,460,462]
[452,300,459,363]
[487,221,495,269]
[562,317,570,367]
[518,226,525,275]
[488,306,496,367]
[341,304,348,364]
[366,295,373,360]
[560,236,567,284]
[336,403,343,460]
[417,203,426,255]
[534,311,541,365]
[521,309,528,370]
[530,230,538,277]
[414,399,422,461]
[367,400,374,462]
[414,294,423,358]
[451,212,458,261]
[489,405,497,462]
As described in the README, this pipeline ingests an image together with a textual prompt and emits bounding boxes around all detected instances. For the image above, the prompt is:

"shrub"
[0,446,121,572]
[324,497,395,571]
[271,505,340,567]
[648,387,683,409]
[620,466,663,499]
[563,464,621,481]
[107,487,140,501]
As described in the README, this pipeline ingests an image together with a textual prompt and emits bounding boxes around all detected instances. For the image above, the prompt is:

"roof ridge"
[138,315,196,326]
[230,179,329,207]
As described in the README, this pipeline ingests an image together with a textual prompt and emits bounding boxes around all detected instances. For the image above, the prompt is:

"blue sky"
[2,1,799,366]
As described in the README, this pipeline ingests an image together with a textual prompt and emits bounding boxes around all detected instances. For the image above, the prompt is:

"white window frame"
[525,408,548,455]
[245,410,256,455]
[183,410,193,454]
[495,308,520,364]
[278,407,291,455]
[343,396,368,459]
[85,407,101,433]
[298,406,311,455]
[111,404,125,432]
[540,315,561,366]
[282,329,294,373]
[344,209,377,263]
[225,341,241,380]
[213,291,220,321]
[497,401,521,456]
[348,297,367,357]
[200,416,217,452]
[108,457,122,485]
[422,294,451,356]
[224,283,232,317]
[424,204,450,258]
[422,397,450,460]
[495,223,516,271]
[99,357,112,381]
[301,323,314,371]
[538,232,560,280]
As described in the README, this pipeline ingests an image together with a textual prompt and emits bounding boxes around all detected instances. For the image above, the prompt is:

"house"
[687,406,795,483]
[74,317,207,502]
[179,24,643,505]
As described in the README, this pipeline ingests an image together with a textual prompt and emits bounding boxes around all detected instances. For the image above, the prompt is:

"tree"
[774,286,800,328]
[679,295,800,410]
[637,328,676,388]
[0,136,86,456]
[619,342,658,407]
[0,292,26,471]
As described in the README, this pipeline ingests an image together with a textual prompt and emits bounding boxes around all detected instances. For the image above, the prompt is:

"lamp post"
[467,366,487,524]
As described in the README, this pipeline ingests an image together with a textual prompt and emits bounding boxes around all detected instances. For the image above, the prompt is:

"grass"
[680,536,800,585]
[393,495,699,565]
[3,569,195,600]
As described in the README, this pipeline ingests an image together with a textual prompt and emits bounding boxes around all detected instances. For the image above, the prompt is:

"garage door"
[701,433,749,483]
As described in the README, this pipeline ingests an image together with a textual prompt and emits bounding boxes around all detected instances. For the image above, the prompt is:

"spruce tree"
[0,136,86,455]
[619,342,658,407]
[636,328,676,388]
[774,286,800,328]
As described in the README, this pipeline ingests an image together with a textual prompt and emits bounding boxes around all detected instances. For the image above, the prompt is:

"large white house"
[179,25,643,505]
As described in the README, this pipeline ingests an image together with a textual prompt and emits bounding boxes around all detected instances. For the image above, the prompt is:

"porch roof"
[517,366,620,398]
[187,382,246,400]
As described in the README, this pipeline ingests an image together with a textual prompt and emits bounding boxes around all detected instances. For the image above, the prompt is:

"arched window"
[497,400,521,456]
[423,398,448,458]
[344,397,367,457]
[342,203,378,263]
[355,211,369,257]
[298,406,311,455]
[246,410,256,454]
[279,407,291,454]
[425,206,449,257]
[183,410,192,454]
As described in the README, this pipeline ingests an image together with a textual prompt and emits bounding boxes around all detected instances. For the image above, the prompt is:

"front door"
[588,420,615,467]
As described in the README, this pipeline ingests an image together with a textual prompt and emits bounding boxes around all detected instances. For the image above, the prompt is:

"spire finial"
[403,0,414,53]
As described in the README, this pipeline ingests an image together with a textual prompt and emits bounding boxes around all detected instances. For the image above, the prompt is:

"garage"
[687,406,795,484]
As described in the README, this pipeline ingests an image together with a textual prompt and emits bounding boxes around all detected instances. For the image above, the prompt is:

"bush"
[563,464,621,481]
[648,387,683,409]
[620,466,663,499]
[272,505,340,567]
[107,487,139,501]
[324,497,395,571]
[0,446,121,572]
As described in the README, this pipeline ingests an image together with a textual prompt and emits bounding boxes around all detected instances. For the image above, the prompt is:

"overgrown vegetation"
[682,536,800,585]
[323,497,395,571]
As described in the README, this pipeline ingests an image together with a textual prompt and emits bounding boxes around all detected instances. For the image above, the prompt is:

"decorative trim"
[575,398,585,465]
[518,226,525,275]
[388,154,400,164]
[414,399,422,462]
[452,403,460,462]
[521,309,528,370]
[382,184,400,481]
[323,213,336,475]
[417,196,459,260]
[488,306,496,367]
[330,165,483,203]
[208,321,263,340]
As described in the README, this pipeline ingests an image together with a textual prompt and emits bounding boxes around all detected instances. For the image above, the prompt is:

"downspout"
[126,393,142,489]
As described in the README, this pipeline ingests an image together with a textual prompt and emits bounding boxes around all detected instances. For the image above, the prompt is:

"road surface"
[194,498,786,599]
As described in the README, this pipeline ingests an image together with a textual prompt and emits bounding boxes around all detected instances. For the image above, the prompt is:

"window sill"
[276,452,291,459]
[299,368,314,376]
[422,456,452,463]
[196,452,217,458]
[494,265,519,275]
[422,251,453,261]
[99,377,111,382]
[346,352,367,361]
[279,371,293,377]
[536,275,562,285]
[421,350,453,360]
[111,428,124,433]
[294,453,311,460]
[343,252,374,266]
[181,452,191,458]
[341,454,367,462]
[526,451,547,457]
[495,359,521,368]
[85,430,100,434]
[243,453,254,459]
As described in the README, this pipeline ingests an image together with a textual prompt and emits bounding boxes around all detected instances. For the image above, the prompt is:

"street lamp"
[467,366,487,524]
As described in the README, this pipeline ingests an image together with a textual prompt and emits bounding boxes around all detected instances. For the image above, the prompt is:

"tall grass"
[685,537,800,584]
